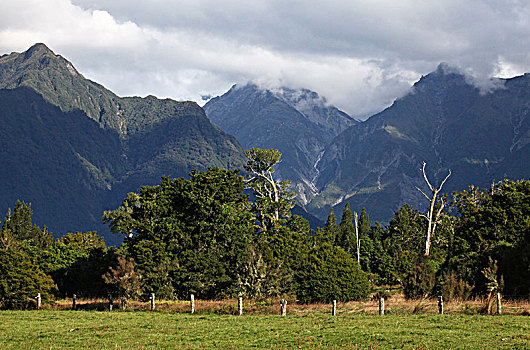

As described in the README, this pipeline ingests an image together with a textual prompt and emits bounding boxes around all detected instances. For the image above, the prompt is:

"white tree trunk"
[417,162,451,256]
[354,211,360,263]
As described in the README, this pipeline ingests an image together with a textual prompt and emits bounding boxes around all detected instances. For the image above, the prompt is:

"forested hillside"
[0,44,245,243]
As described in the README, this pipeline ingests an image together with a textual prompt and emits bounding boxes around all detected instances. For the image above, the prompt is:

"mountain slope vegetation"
[204,65,529,223]
[0,44,245,243]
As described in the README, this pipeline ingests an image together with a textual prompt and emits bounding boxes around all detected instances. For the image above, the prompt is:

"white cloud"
[1,0,530,118]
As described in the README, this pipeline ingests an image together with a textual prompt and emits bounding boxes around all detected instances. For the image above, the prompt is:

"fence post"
[190,294,195,314]
[496,292,502,315]
[379,297,384,315]
[438,296,444,314]
[332,300,337,316]
[238,296,243,316]
[280,299,287,316]
[35,293,41,310]
[72,294,77,310]
[150,293,155,311]
[108,295,113,311]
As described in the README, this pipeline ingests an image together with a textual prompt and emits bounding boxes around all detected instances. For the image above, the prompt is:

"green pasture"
[0,311,528,349]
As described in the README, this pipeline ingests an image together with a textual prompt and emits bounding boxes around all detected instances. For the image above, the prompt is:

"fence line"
[24,292,526,316]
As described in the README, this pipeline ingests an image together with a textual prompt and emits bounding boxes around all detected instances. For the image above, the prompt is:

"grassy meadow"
[1,296,529,349]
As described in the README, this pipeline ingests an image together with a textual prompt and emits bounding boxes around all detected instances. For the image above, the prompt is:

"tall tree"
[1,201,52,253]
[354,211,360,263]
[337,203,355,255]
[244,148,295,231]
[314,208,338,245]
[41,231,112,298]
[357,208,373,272]
[416,162,451,256]
[450,180,530,296]
[0,248,57,309]
[103,168,255,299]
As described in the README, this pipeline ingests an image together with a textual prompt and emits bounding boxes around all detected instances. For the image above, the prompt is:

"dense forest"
[0,149,528,309]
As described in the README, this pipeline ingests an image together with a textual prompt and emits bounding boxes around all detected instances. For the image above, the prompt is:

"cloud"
[1,0,530,118]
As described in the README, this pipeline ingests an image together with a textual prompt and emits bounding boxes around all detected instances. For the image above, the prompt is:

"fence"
[27,292,527,316]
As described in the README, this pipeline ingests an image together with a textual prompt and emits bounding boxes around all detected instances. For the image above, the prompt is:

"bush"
[440,271,473,301]
[294,244,370,303]
[403,257,435,299]
[0,249,56,309]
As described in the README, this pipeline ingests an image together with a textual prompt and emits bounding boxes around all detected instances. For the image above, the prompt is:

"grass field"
[1,310,529,349]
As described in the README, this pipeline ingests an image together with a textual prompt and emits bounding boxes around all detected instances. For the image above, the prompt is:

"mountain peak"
[412,63,469,93]
[24,43,56,59]
[434,62,463,76]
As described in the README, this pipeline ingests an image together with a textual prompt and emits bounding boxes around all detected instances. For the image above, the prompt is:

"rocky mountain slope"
[309,64,530,220]
[204,84,357,204]
[204,65,529,223]
[0,44,245,244]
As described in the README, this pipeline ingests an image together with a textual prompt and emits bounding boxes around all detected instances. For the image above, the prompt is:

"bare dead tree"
[416,162,451,256]
[354,211,360,263]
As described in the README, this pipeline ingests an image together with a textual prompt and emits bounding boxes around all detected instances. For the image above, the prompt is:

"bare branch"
[416,186,431,200]
[421,161,435,192]
[418,161,452,256]
[418,213,429,220]
[437,169,452,192]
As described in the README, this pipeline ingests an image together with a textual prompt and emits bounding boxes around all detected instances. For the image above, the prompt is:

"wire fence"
[30,292,530,316]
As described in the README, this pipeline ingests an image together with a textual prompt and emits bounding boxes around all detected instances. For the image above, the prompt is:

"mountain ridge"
[204,83,357,206]
[0,44,246,244]
[308,64,530,220]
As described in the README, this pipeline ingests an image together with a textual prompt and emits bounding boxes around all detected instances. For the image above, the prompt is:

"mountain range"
[206,64,529,221]
[1,44,529,242]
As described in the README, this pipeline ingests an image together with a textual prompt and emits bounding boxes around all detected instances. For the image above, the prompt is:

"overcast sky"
[1,0,530,118]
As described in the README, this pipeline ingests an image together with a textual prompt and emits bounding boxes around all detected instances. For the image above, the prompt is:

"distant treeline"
[0,149,528,309]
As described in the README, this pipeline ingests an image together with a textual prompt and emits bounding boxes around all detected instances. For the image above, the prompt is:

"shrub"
[440,271,473,301]
[102,257,142,309]
[294,243,370,303]
[403,257,435,299]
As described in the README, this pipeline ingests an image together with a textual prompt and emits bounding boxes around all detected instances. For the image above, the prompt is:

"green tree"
[376,204,427,285]
[103,168,255,299]
[336,203,355,255]
[368,222,394,284]
[357,208,375,273]
[449,180,530,296]
[314,208,338,245]
[244,148,295,231]
[0,248,56,309]
[1,201,52,258]
[403,256,436,299]
[41,231,112,298]
[295,243,369,303]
